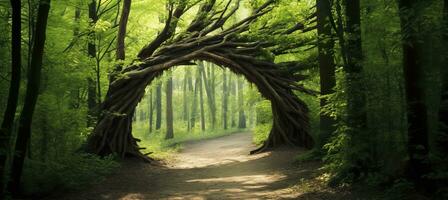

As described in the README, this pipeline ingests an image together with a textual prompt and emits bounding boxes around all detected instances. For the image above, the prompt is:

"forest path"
[49,132,361,200]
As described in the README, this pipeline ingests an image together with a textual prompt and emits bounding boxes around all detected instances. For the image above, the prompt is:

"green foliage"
[21,154,119,196]
[321,68,362,185]
[0,0,446,199]
[295,149,323,163]
[251,100,272,145]
[384,179,415,200]
[253,123,271,145]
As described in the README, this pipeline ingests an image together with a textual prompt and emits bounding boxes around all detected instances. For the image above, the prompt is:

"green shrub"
[384,179,415,200]
[21,154,119,196]
[251,100,272,145]
[253,123,271,145]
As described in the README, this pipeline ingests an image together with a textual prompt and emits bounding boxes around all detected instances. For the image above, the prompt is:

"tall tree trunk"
[343,0,369,173]
[237,77,246,129]
[199,62,216,129]
[27,0,36,68]
[230,74,236,127]
[183,68,191,130]
[199,67,206,131]
[165,75,174,139]
[210,64,216,107]
[69,7,82,108]
[317,0,336,150]
[155,83,162,130]
[437,0,448,162]
[8,0,51,194]
[398,0,430,184]
[222,69,228,129]
[110,0,131,82]
[116,0,131,61]
[191,68,200,129]
[149,90,153,133]
[87,0,98,126]
[0,0,21,196]
[187,69,193,131]
[183,69,188,121]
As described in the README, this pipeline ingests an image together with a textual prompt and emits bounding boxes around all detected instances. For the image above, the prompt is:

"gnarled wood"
[86,0,314,161]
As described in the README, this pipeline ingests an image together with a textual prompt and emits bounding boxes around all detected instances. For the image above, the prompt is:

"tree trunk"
[237,77,246,129]
[183,69,188,121]
[182,68,191,130]
[191,68,200,129]
[229,73,236,127]
[222,69,228,129]
[317,0,336,149]
[111,0,131,81]
[87,0,98,126]
[436,0,448,162]
[199,67,206,131]
[187,69,193,131]
[149,90,153,133]
[165,74,174,139]
[342,0,369,173]
[86,0,314,160]
[200,61,216,129]
[116,0,131,61]
[436,0,448,167]
[0,0,21,196]
[8,0,51,194]
[68,7,82,109]
[398,0,431,184]
[211,64,216,109]
[155,83,162,130]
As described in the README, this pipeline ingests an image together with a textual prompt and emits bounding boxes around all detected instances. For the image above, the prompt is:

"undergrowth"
[20,154,119,197]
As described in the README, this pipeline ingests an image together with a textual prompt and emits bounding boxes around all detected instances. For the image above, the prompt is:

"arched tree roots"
[86,0,315,162]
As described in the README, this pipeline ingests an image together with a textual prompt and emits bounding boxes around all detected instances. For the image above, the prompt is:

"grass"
[20,154,119,197]
[132,121,248,160]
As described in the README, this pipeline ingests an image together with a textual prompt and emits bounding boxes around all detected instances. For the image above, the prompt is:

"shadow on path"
[45,132,368,200]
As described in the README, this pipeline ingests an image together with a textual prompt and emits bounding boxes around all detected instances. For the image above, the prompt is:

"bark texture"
[9,0,51,193]
[165,75,174,139]
[0,0,21,196]
[86,0,314,161]
[317,0,336,148]
[398,0,431,183]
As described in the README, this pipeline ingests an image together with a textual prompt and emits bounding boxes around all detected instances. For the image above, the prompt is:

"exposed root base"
[250,144,270,155]
[86,0,314,159]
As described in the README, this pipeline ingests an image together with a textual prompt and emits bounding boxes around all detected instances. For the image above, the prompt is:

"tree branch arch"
[86,0,315,161]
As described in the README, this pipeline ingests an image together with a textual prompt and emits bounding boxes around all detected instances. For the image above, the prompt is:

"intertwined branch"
[87,0,316,161]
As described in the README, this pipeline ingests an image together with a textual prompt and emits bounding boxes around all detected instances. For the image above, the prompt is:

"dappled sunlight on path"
[46,132,332,200]
[168,132,270,168]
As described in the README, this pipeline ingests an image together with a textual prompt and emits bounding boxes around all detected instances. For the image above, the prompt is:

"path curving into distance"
[47,132,367,200]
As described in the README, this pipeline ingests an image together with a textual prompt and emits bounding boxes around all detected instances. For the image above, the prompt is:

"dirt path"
[48,132,370,200]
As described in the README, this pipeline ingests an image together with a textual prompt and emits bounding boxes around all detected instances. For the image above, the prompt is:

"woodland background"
[0,0,447,199]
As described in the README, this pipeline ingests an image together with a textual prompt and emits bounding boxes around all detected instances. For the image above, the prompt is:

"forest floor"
[46,132,380,200]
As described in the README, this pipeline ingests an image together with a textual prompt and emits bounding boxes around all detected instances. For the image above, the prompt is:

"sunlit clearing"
[131,62,272,159]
